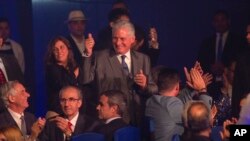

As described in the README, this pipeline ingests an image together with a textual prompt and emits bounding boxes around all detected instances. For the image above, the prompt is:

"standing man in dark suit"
[82,20,157,126]
[0,81,45,140]
[96,90,128,141]
[66,10,94,66]
[198,10,245,77]
[40,85,100,141]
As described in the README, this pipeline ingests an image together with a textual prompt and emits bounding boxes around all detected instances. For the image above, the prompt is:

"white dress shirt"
[116,50,131,72]
[0,58,8,81]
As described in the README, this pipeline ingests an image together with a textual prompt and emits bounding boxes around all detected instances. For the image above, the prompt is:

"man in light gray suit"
[82,20,157,126]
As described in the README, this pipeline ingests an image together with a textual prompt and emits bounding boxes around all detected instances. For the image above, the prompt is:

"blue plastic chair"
[211,126,223,141]
[172,134,181,141]
[114,126,141,141]
[72,132,106,141]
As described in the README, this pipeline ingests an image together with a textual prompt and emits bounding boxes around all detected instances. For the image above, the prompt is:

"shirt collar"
[8,108,24,119]
[105,116,122,124]
[68,112,79,128]
[117,50,131,59]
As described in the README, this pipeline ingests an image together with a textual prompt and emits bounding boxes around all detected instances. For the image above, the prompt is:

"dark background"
[0,0,249,117]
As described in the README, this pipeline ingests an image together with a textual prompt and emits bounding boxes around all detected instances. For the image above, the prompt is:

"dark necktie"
[217,33,223,62]
[121,55,129,76]
[20,115,27,136]
[0,68,7,85]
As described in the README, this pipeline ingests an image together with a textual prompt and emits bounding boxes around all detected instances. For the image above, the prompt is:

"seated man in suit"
[40,85,100,141]
[0,81,45,140]
[96,90,128,141]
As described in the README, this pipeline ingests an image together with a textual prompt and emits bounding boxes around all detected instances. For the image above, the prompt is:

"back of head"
[187,101,211,133]
[112,0,128,10]
[0,126,23,141]
[108,8,130,23]
[0,81,19,107]
[157,68,180,94]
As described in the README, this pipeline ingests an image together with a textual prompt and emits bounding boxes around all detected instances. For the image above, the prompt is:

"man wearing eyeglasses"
[40,85,100,141]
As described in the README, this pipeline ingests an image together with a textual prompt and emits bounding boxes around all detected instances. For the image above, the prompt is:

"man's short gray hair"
[101,90,127,117]
[112,20,135,37]
[0,81,20,106]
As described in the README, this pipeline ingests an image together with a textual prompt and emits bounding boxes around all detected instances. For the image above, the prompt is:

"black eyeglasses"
[60,97,80,103]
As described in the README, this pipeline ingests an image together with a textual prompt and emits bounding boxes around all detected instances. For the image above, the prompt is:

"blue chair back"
[211,126,223,141]
[114,126,140,141]
[72,132,106,141]
[172,134,181,141]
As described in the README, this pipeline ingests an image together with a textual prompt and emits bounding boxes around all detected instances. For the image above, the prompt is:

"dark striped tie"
[121,55,129,76]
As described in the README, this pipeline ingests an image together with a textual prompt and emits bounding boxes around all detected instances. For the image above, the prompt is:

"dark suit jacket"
[82,49,157,125]
[97,118,127,141]
[0,109,36,135]
[198,31,245,72]
[39,113,100,141]
[232,49,250,117]
[67,36,83,66]
[82,49,157,95]
[0,54,24,83]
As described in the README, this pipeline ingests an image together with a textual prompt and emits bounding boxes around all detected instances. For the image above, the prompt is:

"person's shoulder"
[24,111,37,120]
[79,113,100,124]
[163,96,182,106]
[9,39,23,48]
[131,50,149,59]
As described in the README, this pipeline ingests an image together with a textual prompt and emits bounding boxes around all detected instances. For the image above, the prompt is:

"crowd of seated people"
[1,1,250,141]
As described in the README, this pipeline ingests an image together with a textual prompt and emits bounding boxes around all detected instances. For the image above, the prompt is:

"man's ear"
[110,22,114,27]
[77,100,82,108]
[111,105,118,113]
[8,95,15,103]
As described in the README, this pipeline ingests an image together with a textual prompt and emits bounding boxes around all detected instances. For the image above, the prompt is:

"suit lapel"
[5,111,19,127]
[131,51,140,76]
[73,114,83,136]
[108,49,124,77]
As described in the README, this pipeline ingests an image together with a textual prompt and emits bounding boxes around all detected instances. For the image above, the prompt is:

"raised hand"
[134,69,147,89]
[51,116,72,136]
[148,27,159,49]
[29,117,46,141]
[189,68,206,92]
[84,33,95,56]
[202,73,213,86]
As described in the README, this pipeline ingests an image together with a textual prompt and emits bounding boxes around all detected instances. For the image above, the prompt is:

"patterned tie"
[217,33,223,62]
[121,55,129,76]
[20,115,27,136]
[0,68,6,85]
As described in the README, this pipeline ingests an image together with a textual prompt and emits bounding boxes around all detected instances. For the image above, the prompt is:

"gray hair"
[0,81,20,106]
[59,85,83,100]
[112,20,135,37]
[101,90,127,116]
